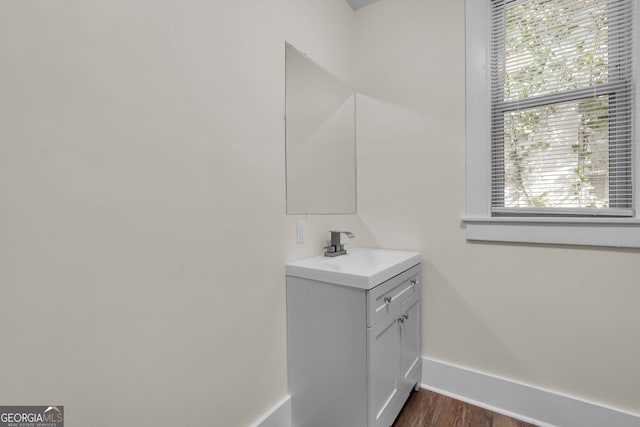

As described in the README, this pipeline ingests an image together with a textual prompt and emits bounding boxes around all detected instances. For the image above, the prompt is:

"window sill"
[463,217,640,248]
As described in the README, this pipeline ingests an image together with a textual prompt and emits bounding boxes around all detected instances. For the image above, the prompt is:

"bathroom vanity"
[286,248,422,427]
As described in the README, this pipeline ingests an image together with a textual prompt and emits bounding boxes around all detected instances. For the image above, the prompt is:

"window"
[492,0,633,216]
[465,0,640,247]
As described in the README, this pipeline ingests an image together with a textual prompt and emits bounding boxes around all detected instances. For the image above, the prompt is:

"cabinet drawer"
[367,264,420,327]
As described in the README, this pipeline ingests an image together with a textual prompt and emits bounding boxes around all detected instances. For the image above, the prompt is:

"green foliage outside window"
[500,0,611,209]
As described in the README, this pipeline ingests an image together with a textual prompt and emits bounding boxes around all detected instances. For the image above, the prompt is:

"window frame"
[464,0,640,248]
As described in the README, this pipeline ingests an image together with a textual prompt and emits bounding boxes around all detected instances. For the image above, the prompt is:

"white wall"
[0,1,363,426]
[354,0,640,415]
[4,0,639,424]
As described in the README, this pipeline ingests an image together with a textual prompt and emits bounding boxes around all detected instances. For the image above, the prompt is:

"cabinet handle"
[410,279,418,285]
[384,296,392,304]
[397,317,404,324]
[403,313,409,320]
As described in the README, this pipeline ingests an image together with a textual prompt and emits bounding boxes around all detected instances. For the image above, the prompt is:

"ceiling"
[345,0,380,10]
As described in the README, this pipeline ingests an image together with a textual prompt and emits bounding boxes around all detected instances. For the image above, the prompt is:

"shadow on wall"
[355,94,452,252]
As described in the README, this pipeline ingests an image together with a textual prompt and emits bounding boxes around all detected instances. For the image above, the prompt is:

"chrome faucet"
[324,231,355,257]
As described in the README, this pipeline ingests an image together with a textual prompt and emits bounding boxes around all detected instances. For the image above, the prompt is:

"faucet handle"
[329,231,355,239]
[329,231,355,247]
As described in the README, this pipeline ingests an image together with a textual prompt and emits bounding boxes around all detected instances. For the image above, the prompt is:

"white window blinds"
[490,0,634,216]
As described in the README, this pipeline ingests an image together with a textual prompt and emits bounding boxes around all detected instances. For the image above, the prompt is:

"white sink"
[285,247,421,289]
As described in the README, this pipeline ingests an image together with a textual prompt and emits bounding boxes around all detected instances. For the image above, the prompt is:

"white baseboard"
[421,357,640,427]
[252,358,640,427]
[249,395,291,427]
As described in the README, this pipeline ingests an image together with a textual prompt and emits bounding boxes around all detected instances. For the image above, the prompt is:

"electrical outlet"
[296,220,305,243]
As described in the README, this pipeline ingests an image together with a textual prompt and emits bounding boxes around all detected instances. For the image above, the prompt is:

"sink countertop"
[285,247,421,290]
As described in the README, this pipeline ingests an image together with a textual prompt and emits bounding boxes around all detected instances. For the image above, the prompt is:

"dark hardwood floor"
[392,389,537,427]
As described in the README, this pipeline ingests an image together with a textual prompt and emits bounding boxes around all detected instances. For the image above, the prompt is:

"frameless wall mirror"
[285,43,356,214]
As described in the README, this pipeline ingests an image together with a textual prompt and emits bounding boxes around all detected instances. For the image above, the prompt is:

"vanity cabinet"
[286,248,422,427]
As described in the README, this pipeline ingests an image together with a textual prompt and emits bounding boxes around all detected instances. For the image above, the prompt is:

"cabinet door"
[400,291,421,390]
[368,310,401,427]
